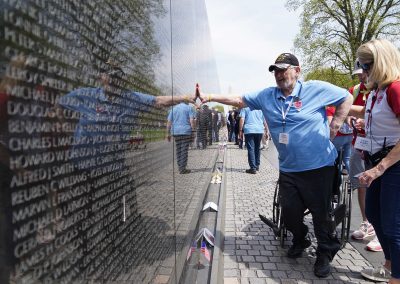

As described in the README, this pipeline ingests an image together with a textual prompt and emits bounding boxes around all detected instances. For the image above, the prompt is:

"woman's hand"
[359,163,385,187]
[354,118,365,131]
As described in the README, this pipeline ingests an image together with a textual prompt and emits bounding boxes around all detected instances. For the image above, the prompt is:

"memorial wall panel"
[0,0,220,283]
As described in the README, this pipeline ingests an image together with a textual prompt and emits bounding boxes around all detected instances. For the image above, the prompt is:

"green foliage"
[213,105,225,113]
[304,67,358,88]
[286,0,400,76]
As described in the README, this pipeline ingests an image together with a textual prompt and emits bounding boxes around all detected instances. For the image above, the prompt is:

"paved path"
[221,143,378,284]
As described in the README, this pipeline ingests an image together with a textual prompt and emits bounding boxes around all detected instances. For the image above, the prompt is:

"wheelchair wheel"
[270,181,286,247]
[272,182,280,224]
[278,214,286,248]
[345,181,353,243]
[272,182,287,247]
[339,187,347,246]
[338,178,353,247]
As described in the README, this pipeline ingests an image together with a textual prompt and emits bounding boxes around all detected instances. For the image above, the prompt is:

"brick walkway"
[222,144,375,284]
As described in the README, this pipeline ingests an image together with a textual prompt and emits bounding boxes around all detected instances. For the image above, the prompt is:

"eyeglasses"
[357,61,373,71]
[270,66,295,74]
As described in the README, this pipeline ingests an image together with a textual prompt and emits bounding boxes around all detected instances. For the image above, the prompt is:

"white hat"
[352,58,363,75]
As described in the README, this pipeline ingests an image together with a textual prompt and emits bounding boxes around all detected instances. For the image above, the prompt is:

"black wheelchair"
[259,151,353,248]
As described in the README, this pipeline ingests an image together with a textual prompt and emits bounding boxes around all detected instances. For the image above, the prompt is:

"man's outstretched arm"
[155,95,196,107]
[198,93,246,109]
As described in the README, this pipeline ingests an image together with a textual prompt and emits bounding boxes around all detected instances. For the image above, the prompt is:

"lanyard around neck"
[279,83,302,131]
[281,96,294,120]
[281,96,294,131]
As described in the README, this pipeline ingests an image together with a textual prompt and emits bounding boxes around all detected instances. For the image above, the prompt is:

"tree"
[304,67,357,88]
[286,0,400,75]
[213,105,225,113]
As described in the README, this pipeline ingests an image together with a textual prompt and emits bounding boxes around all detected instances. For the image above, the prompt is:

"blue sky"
[205,0,302,95]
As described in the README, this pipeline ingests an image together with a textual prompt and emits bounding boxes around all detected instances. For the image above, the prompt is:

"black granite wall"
[0,0,220,283]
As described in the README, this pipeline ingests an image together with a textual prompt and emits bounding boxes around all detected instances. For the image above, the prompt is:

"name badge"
[354,136,371,151]
[279,133,289,144]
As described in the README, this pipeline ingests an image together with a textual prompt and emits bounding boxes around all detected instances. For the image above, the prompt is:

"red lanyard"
[366,89,379,130]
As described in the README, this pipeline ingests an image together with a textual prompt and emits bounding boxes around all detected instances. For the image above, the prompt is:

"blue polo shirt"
[239,107,265,134]
[167,103,195,135]
[243,80,349,172]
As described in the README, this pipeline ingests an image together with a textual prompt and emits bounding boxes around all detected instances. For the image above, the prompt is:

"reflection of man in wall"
[59,61,196,154]
[166,102,195,174]
[58,60,197,189]
[57,60,197,279]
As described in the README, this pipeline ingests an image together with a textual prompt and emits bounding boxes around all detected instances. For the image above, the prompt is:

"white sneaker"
[366,237,383,252]
[351,221,375,240]
[361,266,391,282]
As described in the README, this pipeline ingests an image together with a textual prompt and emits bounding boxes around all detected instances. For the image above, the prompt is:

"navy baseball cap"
[268,53,300,72]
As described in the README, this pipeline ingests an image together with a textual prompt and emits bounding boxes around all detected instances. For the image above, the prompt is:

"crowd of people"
[167,102,271,175]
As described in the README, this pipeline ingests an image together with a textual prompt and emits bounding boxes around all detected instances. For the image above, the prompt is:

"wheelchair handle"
[350,118,358,136]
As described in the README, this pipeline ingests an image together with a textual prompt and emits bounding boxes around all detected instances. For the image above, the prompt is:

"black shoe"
[179,169,191,174]
[256,167,259,171]
[245,169,257,174]
[314,254,331,278]
[287,238,311,258]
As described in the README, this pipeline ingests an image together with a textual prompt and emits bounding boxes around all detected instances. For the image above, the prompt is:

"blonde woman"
[350,39,400,284]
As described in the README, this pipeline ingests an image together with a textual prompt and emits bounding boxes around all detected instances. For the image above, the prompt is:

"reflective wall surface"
[0,0,220,283]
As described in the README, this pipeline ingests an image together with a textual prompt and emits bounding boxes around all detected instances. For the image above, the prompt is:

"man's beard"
[277,79,295,92]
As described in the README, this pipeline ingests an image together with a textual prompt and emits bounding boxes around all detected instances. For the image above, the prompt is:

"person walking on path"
[239,107,267,174]
[196,52,353,278]
[212,108,221,142]
[349,39,400,284]
[166,102,196,174]
[227,109,235,142]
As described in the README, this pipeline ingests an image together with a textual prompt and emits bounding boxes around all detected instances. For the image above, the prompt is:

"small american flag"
[186,241,197,260]
[201,241,211,262]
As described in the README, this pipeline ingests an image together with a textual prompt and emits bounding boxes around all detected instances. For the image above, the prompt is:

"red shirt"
[386,80,400,116]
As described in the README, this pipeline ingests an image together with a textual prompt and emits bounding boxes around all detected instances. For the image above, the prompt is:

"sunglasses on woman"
[357,61,373,71]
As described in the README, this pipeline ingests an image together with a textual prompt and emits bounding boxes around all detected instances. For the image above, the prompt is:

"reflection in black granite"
[0,0,219,283]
